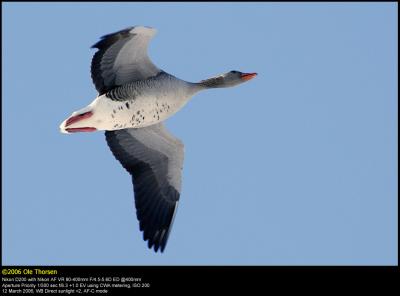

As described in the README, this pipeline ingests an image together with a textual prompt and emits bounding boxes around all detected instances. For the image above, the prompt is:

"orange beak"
[241,72,257,81]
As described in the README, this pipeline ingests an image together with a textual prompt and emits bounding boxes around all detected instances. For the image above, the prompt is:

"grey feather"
[91,26,160,95]
[105,123,184,252]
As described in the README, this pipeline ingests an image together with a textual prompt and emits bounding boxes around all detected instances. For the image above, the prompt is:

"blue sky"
[2,3,397,265]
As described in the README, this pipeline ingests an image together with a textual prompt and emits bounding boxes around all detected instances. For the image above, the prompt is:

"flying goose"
[59,26,257,252]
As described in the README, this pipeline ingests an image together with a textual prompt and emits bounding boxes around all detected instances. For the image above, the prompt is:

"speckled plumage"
[60,71,199,132]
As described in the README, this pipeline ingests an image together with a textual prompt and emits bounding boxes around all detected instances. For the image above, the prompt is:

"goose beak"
[241,72,257,81]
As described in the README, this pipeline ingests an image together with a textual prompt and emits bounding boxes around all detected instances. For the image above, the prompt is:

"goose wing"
[91,26,161,95]
[105,123,184,252]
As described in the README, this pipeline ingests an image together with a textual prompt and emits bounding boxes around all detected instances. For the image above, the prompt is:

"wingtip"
[90,26,135,49]
[90,25,157,49]
[143,228,168,253]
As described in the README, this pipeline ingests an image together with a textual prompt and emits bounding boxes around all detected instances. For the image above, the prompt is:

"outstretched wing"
[105,124,184,252]
[91,26,161,95]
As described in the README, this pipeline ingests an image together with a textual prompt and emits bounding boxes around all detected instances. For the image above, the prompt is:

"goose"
[59,26,257,253]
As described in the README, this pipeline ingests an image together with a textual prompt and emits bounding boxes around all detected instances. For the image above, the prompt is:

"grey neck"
[198,76,227,88]
[187,76,227,93]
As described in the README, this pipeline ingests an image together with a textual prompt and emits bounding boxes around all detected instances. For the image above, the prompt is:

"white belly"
[95,91,191,130]
[60,87,193,133]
